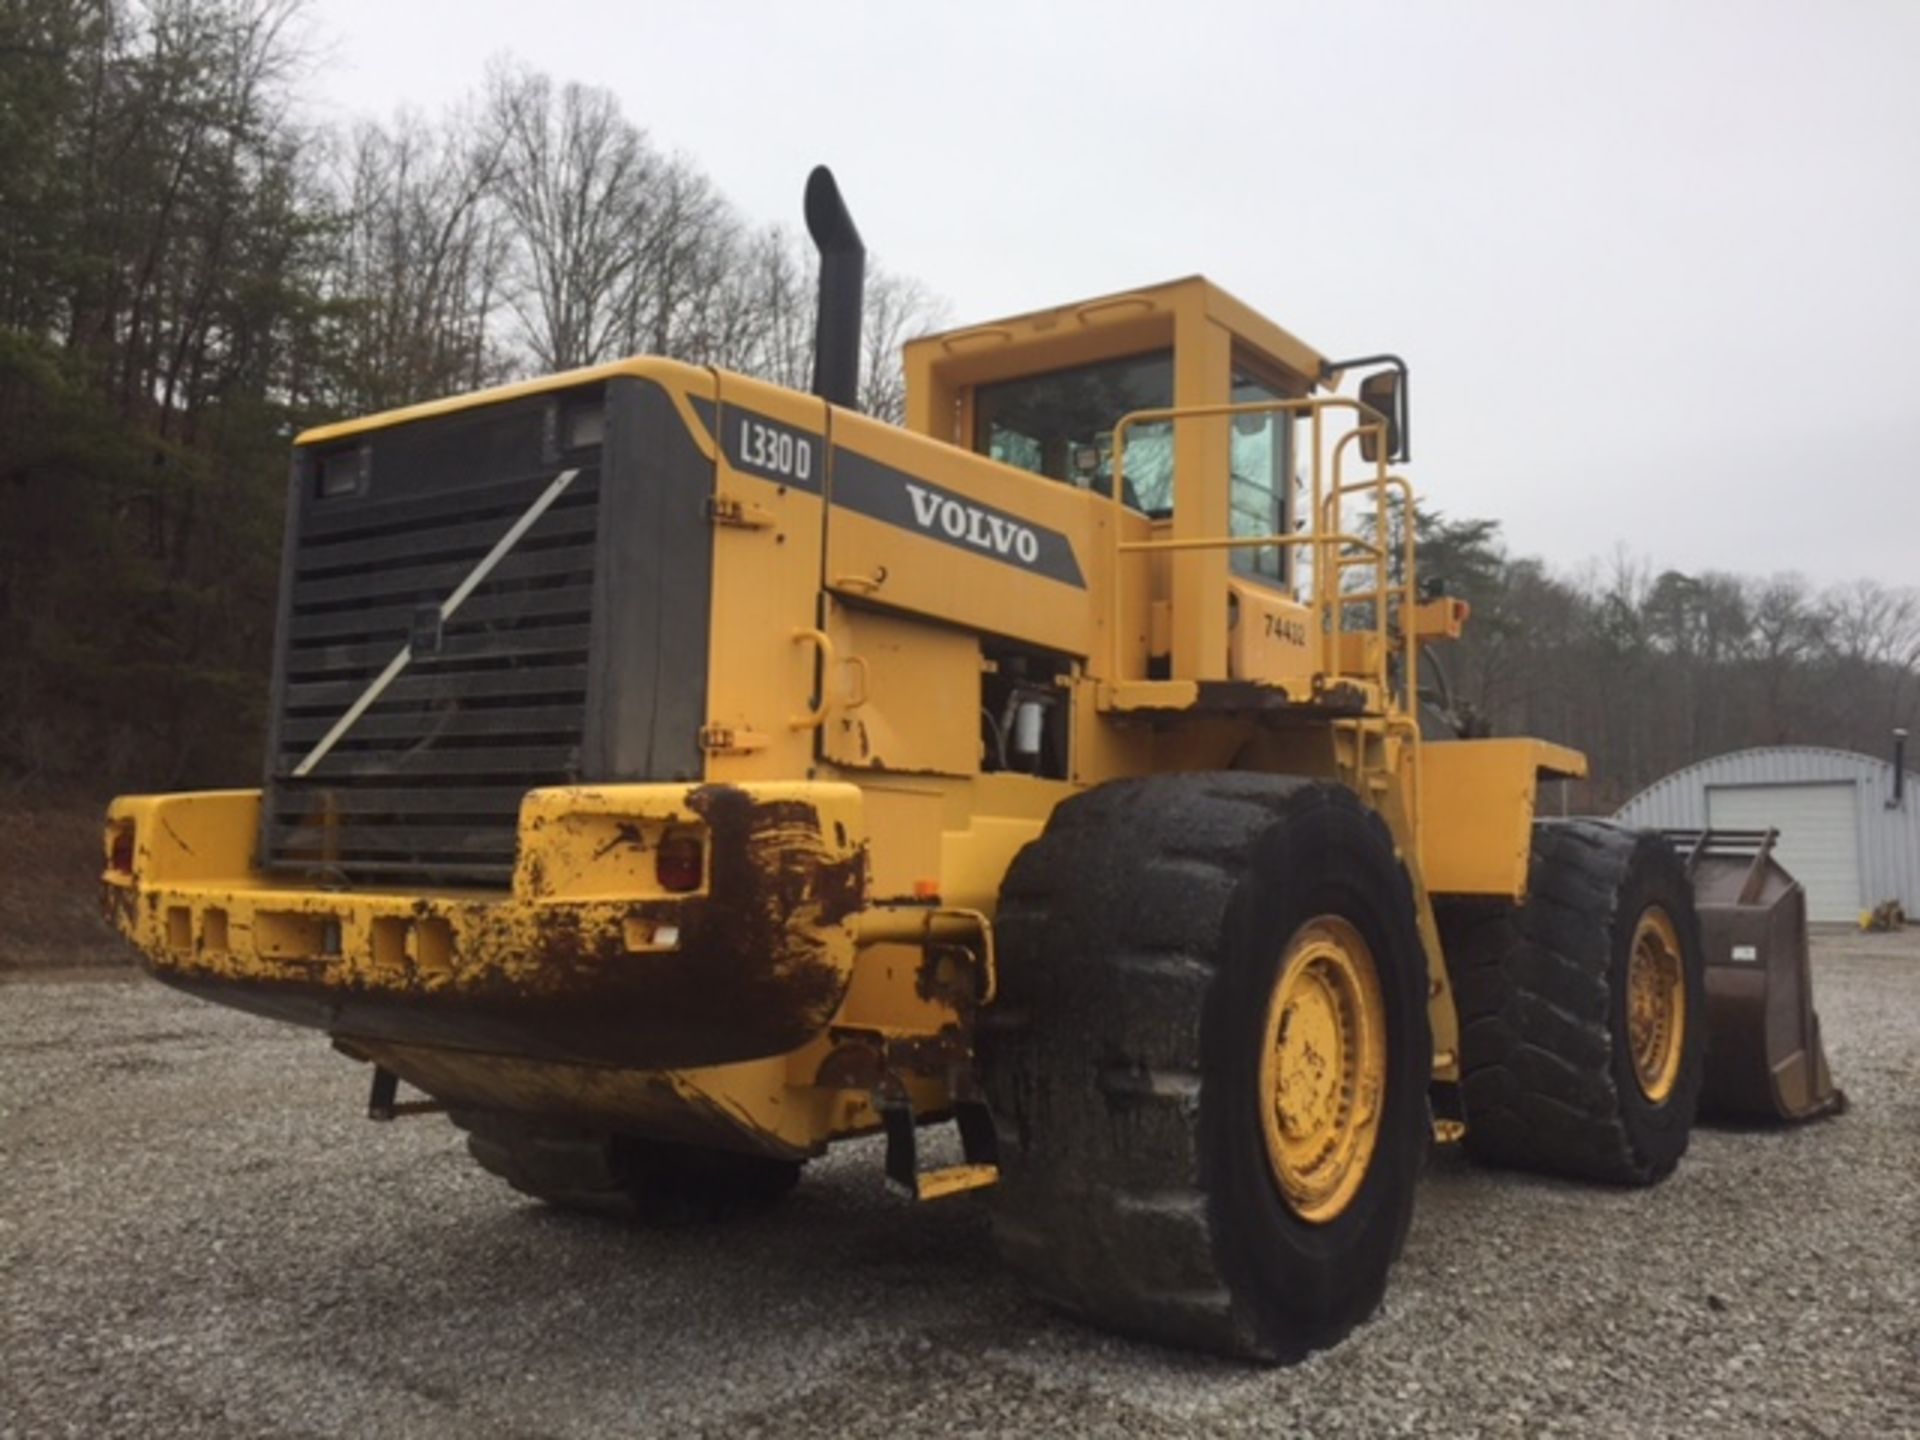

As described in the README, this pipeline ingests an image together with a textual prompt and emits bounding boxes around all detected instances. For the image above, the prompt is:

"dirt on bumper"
[112,783,868,1071]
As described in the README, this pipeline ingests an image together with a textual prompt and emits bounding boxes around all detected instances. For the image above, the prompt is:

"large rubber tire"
[1446,820,1706,1185]
[450,1112,801,1224]
[978,774,1432,1363]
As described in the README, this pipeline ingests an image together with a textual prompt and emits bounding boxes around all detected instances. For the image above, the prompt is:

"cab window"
[1228,366,1292,584]
[974,351,1174,514]
[973,350,1292,585]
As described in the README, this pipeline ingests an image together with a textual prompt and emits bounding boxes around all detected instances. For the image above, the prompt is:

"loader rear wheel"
[450,1112,800,1223]
[1446,820,1706,1185]
[979,774,1431,1363]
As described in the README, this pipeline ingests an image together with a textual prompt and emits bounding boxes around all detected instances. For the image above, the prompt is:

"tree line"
[1414,512,1919,809]
[2,1,1914,809]
[0,0,941,790]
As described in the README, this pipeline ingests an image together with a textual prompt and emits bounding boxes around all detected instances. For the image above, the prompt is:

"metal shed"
[1614,742,1918,923]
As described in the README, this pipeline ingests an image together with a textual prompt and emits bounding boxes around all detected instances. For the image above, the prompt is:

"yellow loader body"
[98,171,1839,1361]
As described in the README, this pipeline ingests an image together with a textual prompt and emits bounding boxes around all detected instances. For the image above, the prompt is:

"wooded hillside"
[1,1,1913,808]
[1410,513,1916,808]
[0,0,941,793]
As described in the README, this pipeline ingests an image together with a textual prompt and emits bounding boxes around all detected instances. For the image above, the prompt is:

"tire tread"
[1445,819,1704,1185]
[981,773,1428,1361]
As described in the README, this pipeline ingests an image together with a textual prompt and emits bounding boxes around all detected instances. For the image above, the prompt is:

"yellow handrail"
[789,628,838,730]
[1106,395,1406,695]
[1118,532,1382,556]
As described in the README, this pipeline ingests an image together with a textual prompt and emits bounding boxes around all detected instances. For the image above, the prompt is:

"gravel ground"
[3,932,1917,1439]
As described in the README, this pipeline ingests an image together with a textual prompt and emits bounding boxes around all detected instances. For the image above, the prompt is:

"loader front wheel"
[451,1112,801,1223]
[1447,820,1706,1185]
[979,774,1432,1363]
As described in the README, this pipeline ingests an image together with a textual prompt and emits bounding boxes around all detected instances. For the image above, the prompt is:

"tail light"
[107,820,136,877]
[655,829,704,894]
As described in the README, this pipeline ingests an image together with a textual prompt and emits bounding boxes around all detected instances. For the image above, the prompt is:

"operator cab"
[902,278,1344,689]
[972,350,1295,587]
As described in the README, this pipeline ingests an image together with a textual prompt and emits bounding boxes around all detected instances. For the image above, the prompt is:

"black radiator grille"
[263,391,604,887]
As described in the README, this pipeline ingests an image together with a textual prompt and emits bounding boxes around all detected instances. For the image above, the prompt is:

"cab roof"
[904,275,1330,396]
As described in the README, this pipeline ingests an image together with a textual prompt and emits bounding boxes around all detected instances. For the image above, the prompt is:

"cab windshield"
[974,351,1291,583]
[975,351,1174,511]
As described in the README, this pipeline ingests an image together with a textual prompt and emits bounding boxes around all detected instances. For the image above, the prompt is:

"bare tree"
[859,266,947,423]
[1740,576,1822,744]
[706,224,814,388]
[618,155,734,359]
[1824,579,1920,731]
[319,112,509,413]
[485,65,655,371]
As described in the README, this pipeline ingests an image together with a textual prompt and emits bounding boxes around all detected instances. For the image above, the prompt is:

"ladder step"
[914,1163,1000,1200]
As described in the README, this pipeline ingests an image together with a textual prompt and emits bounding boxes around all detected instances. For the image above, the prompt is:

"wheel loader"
[99,168,1841,1362]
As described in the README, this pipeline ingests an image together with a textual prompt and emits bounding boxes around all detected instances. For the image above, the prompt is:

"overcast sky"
[302,0,1919,588]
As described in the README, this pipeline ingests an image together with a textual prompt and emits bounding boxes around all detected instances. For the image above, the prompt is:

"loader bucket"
[1664,829,1846,1123]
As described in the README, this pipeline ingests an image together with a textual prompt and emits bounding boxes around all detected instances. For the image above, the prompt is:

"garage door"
[1707,782,1861,922]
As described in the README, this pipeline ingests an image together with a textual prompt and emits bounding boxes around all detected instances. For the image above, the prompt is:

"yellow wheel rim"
[1258,916,1387,1225]
[1627,905,1687,1103]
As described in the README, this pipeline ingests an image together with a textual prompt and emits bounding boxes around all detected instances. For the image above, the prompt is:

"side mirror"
[1322,353,1412,463]
[1357,369,1404,464]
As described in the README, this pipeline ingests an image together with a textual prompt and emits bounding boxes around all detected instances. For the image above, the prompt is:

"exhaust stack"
[805,166,865,411]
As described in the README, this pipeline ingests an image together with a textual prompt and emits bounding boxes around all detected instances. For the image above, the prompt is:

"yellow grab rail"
[1106,395,1409,699]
